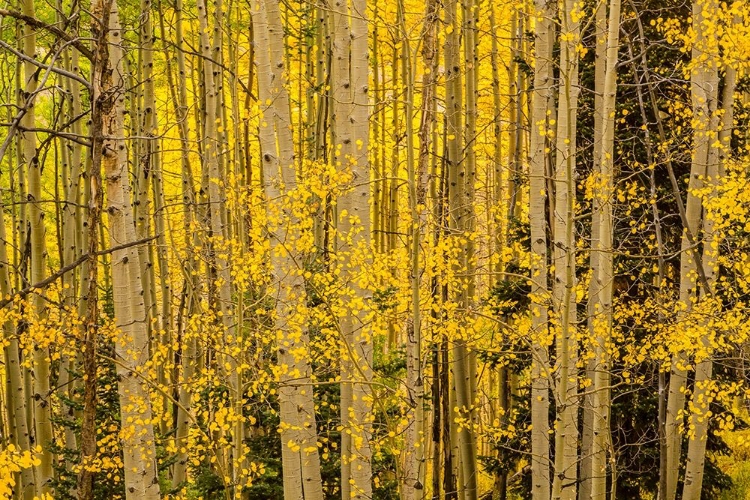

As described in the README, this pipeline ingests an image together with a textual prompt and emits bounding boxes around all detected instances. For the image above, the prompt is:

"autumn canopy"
[0,0,750,498]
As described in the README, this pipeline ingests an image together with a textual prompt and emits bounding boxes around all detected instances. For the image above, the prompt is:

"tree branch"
[0,236,156,309]
[0,8,94,60]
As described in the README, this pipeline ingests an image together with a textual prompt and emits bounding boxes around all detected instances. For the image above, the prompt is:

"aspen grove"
[1,0,750,498]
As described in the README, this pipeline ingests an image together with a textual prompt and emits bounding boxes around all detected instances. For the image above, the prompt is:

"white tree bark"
[252,0,326,497]
[681,1,722,497]
[552,0,580,497]
[20,0,54,491]
[591,0,621,496]
[529,2,553,497]
[98,2,160,497]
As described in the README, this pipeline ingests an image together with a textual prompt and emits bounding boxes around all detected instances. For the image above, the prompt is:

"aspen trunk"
[664,1,716,496]
[552,0,580,496]
[529,2,552,497]
[159,0,201,487]
[331,0,373,494]
[252,0,325,497]
[443,0,478,495]
[399,0,427,494]
[0,199,34,500]
[78,54,102,499]
[20,0,55,490]
[681,0,721,496]
[581,1,607,496]
[94,1,161,497]
[591,0,621,496]
[195,0,241,484]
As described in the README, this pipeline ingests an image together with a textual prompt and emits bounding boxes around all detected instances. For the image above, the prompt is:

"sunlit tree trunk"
[157,0,200,487]
[664,2,718,497]
[681,0,720,497]
[591,0,621,496]
[581,1,607,496]
[252,0,326,497]
[331,0,373,494]
[96,1,160,497]
[399,0,426,495]
[195,0,241,484]
[19,0,55,492]
[529,1,552,497]
[551,0,580,496]
[0,203,34,500]
[330,0,353,493]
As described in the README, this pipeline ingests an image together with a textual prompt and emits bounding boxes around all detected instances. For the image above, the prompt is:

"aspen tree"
[131,38,157,340]
[681,0,721,496]
[398,0,426,495]
[20,0,55,491]
[458,0,479,495]
[347,0,373,492]
[330,0,373,494]
[552,0,580,496]
[144,26,172,344]
[195,0,242,483]
[330,0,354,493]
[78,32,102,496]
[252,0,326,497]
[418,0,442,493]
[371,8,383,256]
[138,0,171,435]
[664,0,719,495]
[57,10,85,470]
[591,0,621,496]
[529,0,553,497]
[489,5,509,496]
[580,1,607,495]
[156,0,200,487]
[92,0,160,496]
[443,0,478,496]
[507,9,522,221]
[0,203,34,500]
[404,0,439,494]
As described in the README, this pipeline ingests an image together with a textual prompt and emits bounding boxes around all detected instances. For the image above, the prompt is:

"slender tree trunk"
[551,0,580,497]
[581,1,607,495]
[159,0,200,487]
[20,0,55,490]
[195,0,241,485]
[591,0,621,496]
[529,2,552,497]
[681,1,721,497]
[399,0,426,495]
[77,47,102,498]
[331,0,373,495]
[665,1,718,496]
[0,205,34,500]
